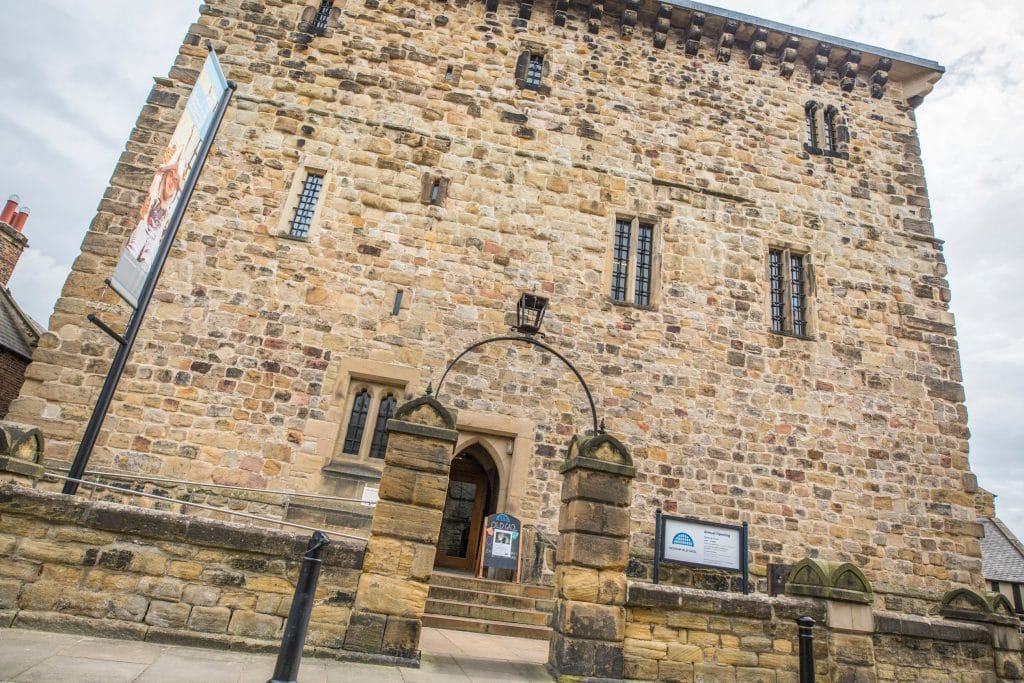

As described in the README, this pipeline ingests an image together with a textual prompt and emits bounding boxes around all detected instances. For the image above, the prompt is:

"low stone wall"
[623,581,1024,682]
[0,483,364,653]
[624,582,822,681]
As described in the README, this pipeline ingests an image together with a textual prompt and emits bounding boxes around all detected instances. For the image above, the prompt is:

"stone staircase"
[423,570,554,640]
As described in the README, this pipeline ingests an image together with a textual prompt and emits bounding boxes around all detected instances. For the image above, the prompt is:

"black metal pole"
[62,73,236,495]
[741,521,750,595]
[653,508,662,585]
[269,531,330,683]
[797,615,815,683]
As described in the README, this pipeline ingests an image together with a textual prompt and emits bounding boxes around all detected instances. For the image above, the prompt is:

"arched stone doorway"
[434,445,499,572]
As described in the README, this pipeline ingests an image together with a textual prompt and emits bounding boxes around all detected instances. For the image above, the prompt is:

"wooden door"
[435,458,488,571]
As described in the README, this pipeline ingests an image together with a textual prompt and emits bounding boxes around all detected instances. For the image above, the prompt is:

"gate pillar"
[342,395,457,663]
[549,433,635,680]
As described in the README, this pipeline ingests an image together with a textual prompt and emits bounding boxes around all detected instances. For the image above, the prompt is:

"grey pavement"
[0,626,554,682]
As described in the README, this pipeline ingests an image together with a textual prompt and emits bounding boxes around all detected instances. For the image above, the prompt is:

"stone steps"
[423,571,554,641]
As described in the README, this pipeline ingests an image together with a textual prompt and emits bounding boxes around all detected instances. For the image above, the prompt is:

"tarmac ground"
[0,626,554,682]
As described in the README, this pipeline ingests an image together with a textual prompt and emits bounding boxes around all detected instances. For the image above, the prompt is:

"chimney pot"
[0,194,18,225]
[11,207,30,232]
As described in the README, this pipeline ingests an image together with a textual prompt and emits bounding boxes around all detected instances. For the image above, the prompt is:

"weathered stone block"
[352,572,428,618]
[188,605,231,633]
[560,468,632,506]
[145,599,191,628]
[343,610,387,653]
[369,501,443,544]
[382,615,421,659]
[549,633,624,679]
[556,532,628,571]
[227,609,282,640]
[558,499,630,537]
[553,600,624,642]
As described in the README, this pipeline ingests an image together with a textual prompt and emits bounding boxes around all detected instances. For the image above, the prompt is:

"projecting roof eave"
[658,0,944,101]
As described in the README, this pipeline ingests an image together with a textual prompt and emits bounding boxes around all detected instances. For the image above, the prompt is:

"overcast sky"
[0,1,1020,536]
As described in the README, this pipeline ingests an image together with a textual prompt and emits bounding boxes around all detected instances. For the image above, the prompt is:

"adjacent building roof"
[0,287,42,361]
[980,517,1024,583]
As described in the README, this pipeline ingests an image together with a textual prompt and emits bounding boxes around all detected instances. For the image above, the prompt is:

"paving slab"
[0,626,554,683]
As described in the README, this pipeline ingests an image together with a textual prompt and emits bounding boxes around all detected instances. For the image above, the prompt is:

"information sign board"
[477,513,522,580]
[654,510,749,594]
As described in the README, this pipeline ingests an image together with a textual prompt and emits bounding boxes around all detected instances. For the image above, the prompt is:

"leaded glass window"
[635,223,654,306]
[768,248,811,337]
[611,219,631,302]
[525,54,544,91]
[314,0,333,33]
[368,393,397,459]
[288,173,324,238]
[342,389,371,454]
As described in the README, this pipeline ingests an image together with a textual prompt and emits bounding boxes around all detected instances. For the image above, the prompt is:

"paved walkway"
[0,626,553,682]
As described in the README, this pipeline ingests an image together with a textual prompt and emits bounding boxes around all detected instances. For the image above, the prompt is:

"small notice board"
[654,509,749,594]
[477,513,522,582]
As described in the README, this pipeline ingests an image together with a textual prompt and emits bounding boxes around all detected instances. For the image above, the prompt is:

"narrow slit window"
[392,290,404,316]
[314,0,333,33]
[790,253,807,337]
[288,172,324,238]
[444,65,454,81]
[369,393,398,459]
[430,179,442,205]
[611,219,631,302]
[525,54,544,91]
[805,102,819,149]
[769,250,785,333]
[634,223,654,306]
[342,389,371,455]
[823,107,839,154]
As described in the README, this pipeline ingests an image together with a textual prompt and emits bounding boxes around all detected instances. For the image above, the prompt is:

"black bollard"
[268,530,331,683]
[797,615,815,683]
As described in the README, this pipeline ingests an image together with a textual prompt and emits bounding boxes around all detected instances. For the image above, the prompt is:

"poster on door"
[479,513,522,576]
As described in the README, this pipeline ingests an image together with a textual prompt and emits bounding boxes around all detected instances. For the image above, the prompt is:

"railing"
[44,471,371,542]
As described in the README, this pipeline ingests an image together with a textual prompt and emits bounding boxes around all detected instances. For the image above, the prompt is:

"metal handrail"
[46,465,376,505]
[44,473,369,543]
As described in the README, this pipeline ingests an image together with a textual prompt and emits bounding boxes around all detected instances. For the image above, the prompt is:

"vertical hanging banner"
[65,49,234,495]
[110,50,229,307]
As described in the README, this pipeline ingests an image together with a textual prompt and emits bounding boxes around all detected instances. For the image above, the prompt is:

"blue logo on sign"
[671,532,695,547]
[495,513,511,522]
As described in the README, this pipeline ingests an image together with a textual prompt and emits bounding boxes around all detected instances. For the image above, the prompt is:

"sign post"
[477,513,523,583]
[653,509,750,594]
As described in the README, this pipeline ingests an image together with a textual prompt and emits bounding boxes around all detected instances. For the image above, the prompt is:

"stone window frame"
[514,47,551,95]
[275,156,331,242]
[300,0,336,36]
[326,359,418,470]
[767,244,816,339]
[804,101,850,160]
[605,214,662,309]
[420,173,449,207]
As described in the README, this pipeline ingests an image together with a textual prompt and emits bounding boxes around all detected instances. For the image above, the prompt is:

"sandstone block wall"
[624,582,1023,682]
[0,483,363,650]
[9,0,979,606]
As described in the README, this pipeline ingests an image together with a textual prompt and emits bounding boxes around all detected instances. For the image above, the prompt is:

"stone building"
[8,0,982,615]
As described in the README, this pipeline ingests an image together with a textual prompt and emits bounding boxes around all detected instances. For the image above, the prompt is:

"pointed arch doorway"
[434,445,499,572]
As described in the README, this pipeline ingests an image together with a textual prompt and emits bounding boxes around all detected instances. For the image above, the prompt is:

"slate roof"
[0,287,42,361]
[980,516,1024,583]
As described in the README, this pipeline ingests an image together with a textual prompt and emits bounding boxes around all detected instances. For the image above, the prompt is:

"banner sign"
[479,513,522,576]
[654,510,749,593]
[110,50,229,307]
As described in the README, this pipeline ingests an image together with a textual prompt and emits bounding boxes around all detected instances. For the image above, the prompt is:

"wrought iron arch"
[434,335,601,435]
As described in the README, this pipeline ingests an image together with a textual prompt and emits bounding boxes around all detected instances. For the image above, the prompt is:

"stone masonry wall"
[624,582,1022,682]
[9,0,980,607]
[0,483,363,651]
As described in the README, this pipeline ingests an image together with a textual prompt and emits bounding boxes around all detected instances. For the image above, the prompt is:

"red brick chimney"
[0,194,30,286]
